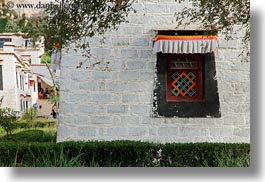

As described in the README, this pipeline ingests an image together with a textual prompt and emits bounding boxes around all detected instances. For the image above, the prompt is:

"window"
[153,52,221,118]
[16,71,19,88]
[0,38,12,48]
[25,101,28,109]
[20,99,23,112]
[152,29,220,118]
[167,54,202,102]
[0,65,3,90]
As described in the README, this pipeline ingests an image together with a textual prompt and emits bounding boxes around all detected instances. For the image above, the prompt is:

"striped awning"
[37,75,53,87]
[153,35,219,54]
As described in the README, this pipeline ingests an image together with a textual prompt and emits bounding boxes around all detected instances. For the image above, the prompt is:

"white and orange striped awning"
[153,35,219,54]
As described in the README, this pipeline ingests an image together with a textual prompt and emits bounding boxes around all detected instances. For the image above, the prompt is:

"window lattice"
[171,71,196,97]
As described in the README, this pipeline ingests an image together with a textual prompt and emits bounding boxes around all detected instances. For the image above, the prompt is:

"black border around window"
[152,52,221,118]
[0,65,3,90]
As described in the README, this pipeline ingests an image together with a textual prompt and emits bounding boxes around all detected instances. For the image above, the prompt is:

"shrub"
[21,146,85,167]
[0,108,18,135]
[159,143,250,167]
[47,121,57,128]
[33,121,47,128]
[22,108,37,128]
[0,129,56,143]
[16,120,57,129]
[16,120,28,129]
[0,141,250,167]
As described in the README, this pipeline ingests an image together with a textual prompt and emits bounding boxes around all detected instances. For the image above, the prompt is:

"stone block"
[140,71,154,80]
[131,105,148,114]
[128,127,148,136]
[79,81,99,90]
[91,94,114,103]
[127,61,146,70]
[209,128,234,137]
[77,127,97,137]
[56,125,77,142]
[69,93,89,103]
[138,49,153,58]
[60,103,79,113]
[119,71,139,81]
[107,105,128,113]
[234,128,250,137]
[90,48,111,57]
[142,116,161,125]
[120,116,140,125]
[109,61,125,70]
[112,38,130,46]
[106,127,127,136]
[225,71,250,82]
[119,26,143,35]
[79,105,96,113]
[131,38,150,47]
[122,94,139,103]
[91,71,111,80]
[72,115,90,125]
[71,70,91,81]
[91,116,112,125]
[178,127,201,137]
[121,49,138,58]
[158,127,179,136]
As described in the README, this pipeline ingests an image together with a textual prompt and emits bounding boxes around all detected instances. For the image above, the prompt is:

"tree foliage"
[1,0,134,53]
[0,3,19,33]
[175,0,250,59]
[0,108,18,135]
[44,0,134,54]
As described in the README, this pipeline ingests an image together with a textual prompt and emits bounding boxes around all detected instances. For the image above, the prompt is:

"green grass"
[0,129,56,143]
[0,117,57,137]
[0,127,56,138]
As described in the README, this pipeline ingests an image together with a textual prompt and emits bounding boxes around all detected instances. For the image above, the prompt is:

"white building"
[57,0,250,143]
[0,33,52,115]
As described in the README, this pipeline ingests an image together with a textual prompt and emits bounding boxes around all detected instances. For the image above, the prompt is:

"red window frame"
[166,54,203,102]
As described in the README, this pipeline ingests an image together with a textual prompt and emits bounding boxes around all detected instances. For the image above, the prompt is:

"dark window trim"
[0,65,3,90]
[153,52,221,118]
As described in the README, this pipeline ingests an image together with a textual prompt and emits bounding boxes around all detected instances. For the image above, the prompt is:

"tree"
[45,0,134,55]
[175,0,250,60]
[1,0,134,52]
[20,14,49,48]
[0,108,18,135]
[0,3,20,33]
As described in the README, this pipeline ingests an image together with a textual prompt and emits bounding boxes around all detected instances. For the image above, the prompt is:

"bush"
[33,121,47,128]
[0,108,18,135]
[33,121,56,128]
[0,129,56,143]
[0,141,250,167]
[159,143,250,167]
[22,108,37,128]
[16,120,28,129]
[16,120,57,129]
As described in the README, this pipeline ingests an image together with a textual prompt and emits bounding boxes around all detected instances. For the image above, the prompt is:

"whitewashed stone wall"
[57,0,250,143]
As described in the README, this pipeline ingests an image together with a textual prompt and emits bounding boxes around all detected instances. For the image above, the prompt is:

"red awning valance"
[153,35,219,54]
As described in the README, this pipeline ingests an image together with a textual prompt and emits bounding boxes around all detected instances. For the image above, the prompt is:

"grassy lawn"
[0,117,57,138]
[0,127,57,138]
